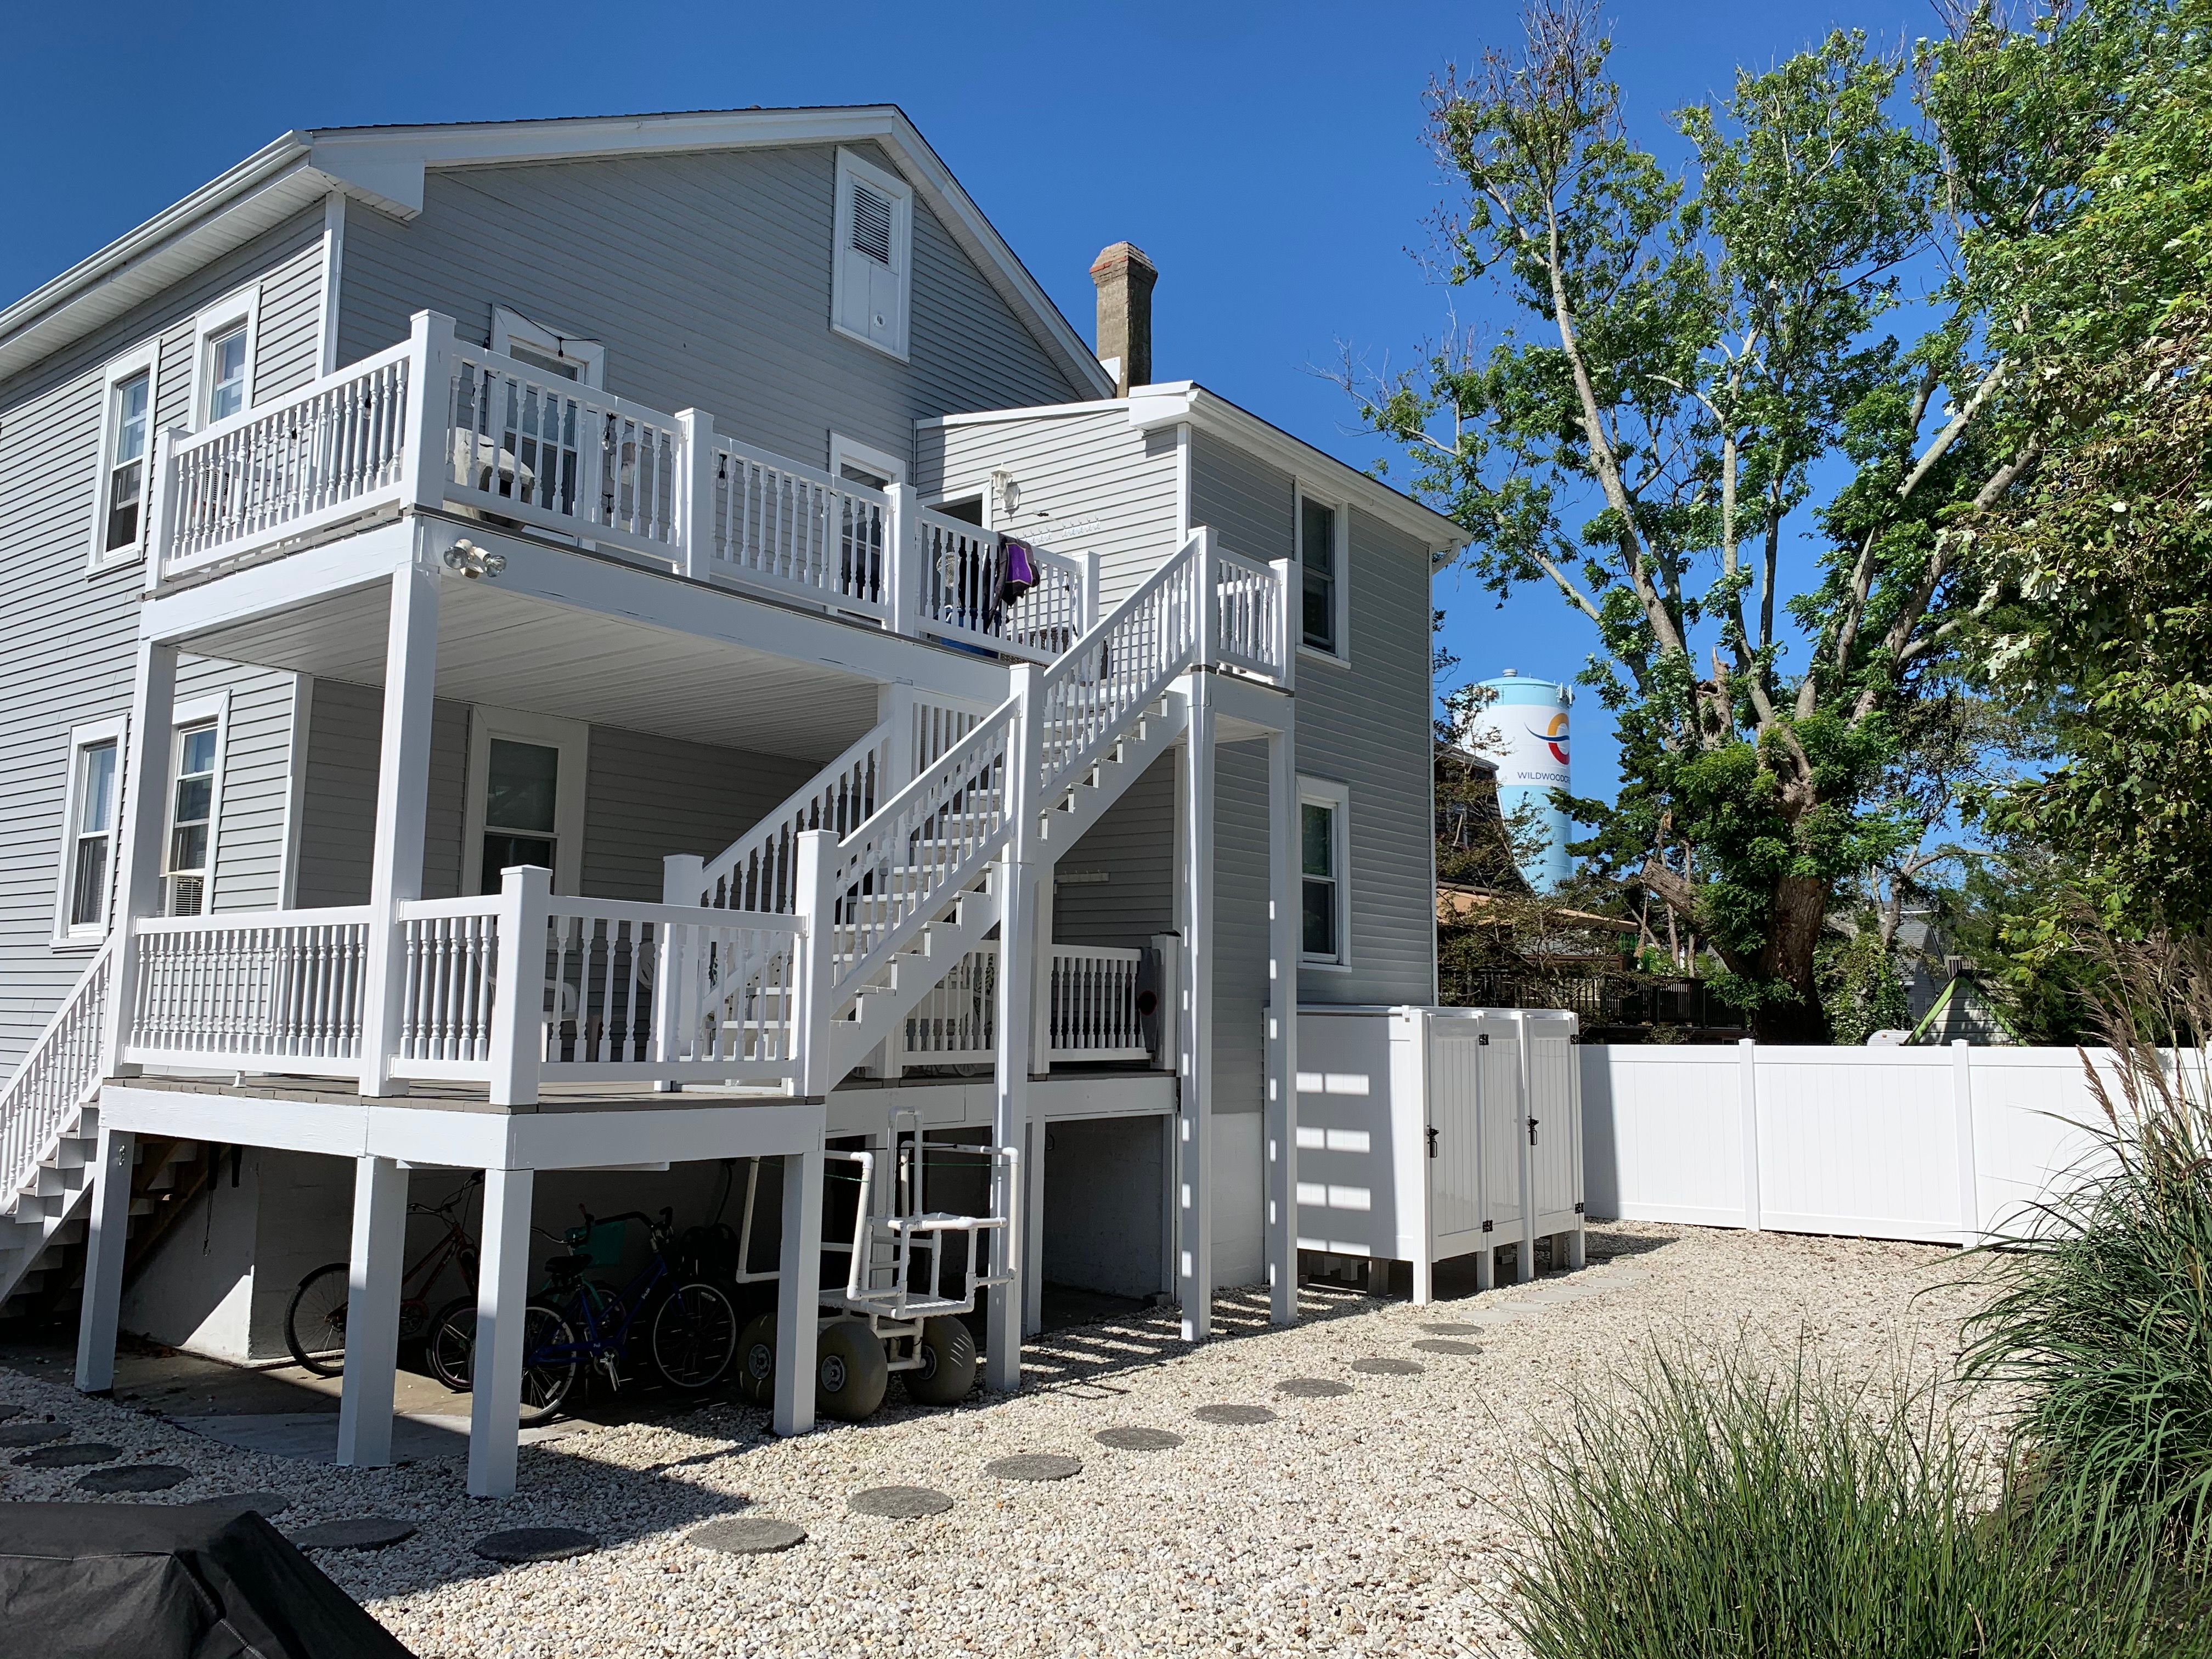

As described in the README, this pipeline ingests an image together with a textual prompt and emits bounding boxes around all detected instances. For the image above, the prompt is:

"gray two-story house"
[0,108,1456,1494]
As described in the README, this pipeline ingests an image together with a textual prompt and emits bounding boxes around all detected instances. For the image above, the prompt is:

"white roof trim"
[1,107,1113,401]
[923,381,1467,555]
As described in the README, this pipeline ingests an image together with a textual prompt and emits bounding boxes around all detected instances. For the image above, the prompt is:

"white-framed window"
[831,149,912,360]
[161,696,228,917]
[54,719,125,943]
[89,346,158,565]
[1297,492,1349,662]
[1299,777,1352,967]
[828,432,907,488]
[188,286,259,428]
[490,305,605,387]
[461,708,589,896]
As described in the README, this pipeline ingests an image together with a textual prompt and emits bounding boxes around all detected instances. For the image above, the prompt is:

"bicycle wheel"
[519,1303,580,1426]
[425,1295,478,1392]
[284,1262,351,1376]
[651,1280,738,1390]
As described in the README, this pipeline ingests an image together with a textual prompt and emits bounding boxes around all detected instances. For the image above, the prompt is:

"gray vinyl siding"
[252,238,330,400]
[1211,742,1272,1115]
[0,210,325,1071]
[582,729,819,902]
[334,145,1084,477]
[1052,747,1176,950]
[291,679,382,909]
[1186,432,1436,1008]
[916,409,1183,607]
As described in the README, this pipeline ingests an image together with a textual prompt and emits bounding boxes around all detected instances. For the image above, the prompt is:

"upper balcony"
[143,311,1095,667]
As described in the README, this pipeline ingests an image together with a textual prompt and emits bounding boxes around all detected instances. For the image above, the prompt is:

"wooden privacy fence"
[1578,1042,2126,1246]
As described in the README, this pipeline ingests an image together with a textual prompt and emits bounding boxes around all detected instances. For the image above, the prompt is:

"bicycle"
[426,1207,737,1425]
[283,1174,481,1377]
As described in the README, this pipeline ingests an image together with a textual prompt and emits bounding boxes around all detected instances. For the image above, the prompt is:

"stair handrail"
[1034,532,1206,804]
[678,719,899,913]
[0,936,116,1213]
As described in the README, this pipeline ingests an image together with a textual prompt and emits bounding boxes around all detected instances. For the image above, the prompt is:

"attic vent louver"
[851,184,894,266]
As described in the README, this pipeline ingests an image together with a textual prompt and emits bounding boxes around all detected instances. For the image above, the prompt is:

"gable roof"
[0,106,1114,398]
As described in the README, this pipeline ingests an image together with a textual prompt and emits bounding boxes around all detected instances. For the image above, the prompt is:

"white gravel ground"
[0,1222,1994,1658]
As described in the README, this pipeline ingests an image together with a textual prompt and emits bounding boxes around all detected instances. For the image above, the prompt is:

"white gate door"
[1429,1027,1484,1254]
[1481,1022,1524,1235]
[1527,1023,1580,1227]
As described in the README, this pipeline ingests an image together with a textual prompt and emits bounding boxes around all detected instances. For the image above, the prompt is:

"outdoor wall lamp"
[444,538,507,579]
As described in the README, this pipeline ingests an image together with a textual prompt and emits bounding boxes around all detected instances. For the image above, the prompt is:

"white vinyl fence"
[1579,1042,2123,1247]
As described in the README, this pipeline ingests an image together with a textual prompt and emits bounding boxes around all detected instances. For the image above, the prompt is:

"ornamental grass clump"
[1503,1348,2203,1659]
[1961,930,2212,1571]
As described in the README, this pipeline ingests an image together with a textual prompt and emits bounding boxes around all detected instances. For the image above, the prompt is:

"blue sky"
[2,0,1940,802]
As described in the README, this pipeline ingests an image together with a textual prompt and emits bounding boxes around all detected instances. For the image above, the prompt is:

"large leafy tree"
[1356,1,2115,1037]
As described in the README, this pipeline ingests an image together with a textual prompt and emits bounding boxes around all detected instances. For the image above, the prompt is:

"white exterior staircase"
[0,941,114,1314]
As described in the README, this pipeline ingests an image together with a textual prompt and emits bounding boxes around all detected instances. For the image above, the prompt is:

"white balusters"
[123,910,372,1071]
[705,437,889,617]
[0,940,113,1210]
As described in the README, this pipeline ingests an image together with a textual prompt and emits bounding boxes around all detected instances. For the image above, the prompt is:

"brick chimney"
[1090,242,1157,397]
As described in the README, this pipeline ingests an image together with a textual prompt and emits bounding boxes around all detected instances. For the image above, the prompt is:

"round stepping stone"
[292,1517,417,1550]
[848,1485,954,1520]
[1411,1339,1481,1356]
[1276,1378,1354,1399]
[1094,1426,1182,1452]
[986,1454,1081,1482]
[473,1526,599,1564]
[13,1443,121,1469]
[1192,1404,1277,1426]
[1351,1357,1424,1376]
[690,1516,806,1555]
[204,1491,292,1517]
[0,1423,67,1449]
[1421,1322,1485,1335]
[77,1464,190,1493]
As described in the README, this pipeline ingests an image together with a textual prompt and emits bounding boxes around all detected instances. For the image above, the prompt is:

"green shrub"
[1504,1348,2203,1659]
[1961,933,2212,1570]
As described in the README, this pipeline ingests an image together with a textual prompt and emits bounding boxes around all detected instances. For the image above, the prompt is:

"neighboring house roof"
[0,106,1115,399]
[1436,885,1636,932]
[923,382,1469,558]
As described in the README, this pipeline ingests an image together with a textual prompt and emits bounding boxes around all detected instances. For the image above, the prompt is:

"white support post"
[773,1146,823,1436]
[885,483,922,642]
[466,1165,534,1499]
[674,408,715,581]
[1952,1040,1980,1247]
[791,831,839,1100]
[360,556,441,1097]
[398,311,456,510]
[336,1155,407,1467]
[1178,670,1216,1341]
[1150,931,1181,1073]
[1514,1009,1537,1282]
[988,663,1040,1387]
[99,640,177,1078]
[1740,1037,1763,1232]
[656,853,706,1093]
[1195,527,1220,667]
[1268,556,1297,690]
[72,1127,137,1394]
[487,865,549,1107]
[1030,876,1056,1073]
[1263,720,1299,1326]
[144,425,185,594]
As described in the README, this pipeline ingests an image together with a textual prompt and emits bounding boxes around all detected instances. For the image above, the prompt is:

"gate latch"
[1425,1125,1438,1159]
[1527,1115,1541,1147]
[1477,1033,1490,1046]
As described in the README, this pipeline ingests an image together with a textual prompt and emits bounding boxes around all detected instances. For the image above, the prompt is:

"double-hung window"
[463,709,588,896]
[1299,495,1346,658]
[102,369,153,556]
[1299,778,1351,967]
[56,724,123,941]
[164,723,219,917]
[189,288,258,431]
[832,149,912,359]
[479,738,561,892]
[203,325,248,423]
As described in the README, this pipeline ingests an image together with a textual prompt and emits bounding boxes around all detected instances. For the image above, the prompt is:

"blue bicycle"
[428,1207,737,1424]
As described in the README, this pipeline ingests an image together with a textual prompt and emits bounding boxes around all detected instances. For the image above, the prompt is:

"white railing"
[160,342,413,579]
[1047,944,1150,1061]
[0,940,114,1212]
[899,948,998,1064]
[394,897,501,1071]
[443,347,680,561]
[1213,545,1291,680]
[684,723,896,916]
[123,909,372,1075]
[913,508,1087,664]
[704,435,890,619]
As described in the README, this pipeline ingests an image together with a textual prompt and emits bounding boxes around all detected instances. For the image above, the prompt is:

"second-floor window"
[204,324,249,423]
[64,734,120,935]
[104,370,152,554]
[1300,495,1343,657]
[165,723,219,917]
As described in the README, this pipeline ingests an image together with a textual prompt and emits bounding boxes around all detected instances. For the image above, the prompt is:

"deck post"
[99,639,177,1079]
[772,1145,822,1436]
[398,311,456,510]
[988,664,1040,1386]
[72,1127,137,1394]
[360,554,441,1097]
[884,484,922,642]
[1178,662,1216,1342]
[335,1155,408,1466]
[674,409,714,581]
[1265,716,1299,1327]
[791,831,838,1100]
[487,865,549,1108]
[466,1165,534,1499]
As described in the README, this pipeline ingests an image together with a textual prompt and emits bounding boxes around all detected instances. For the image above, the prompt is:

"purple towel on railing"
[1000,539,1037,605]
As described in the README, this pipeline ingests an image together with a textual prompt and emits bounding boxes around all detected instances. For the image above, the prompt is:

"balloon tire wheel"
[814,1318,889,1421]
[902,1315,978,1407]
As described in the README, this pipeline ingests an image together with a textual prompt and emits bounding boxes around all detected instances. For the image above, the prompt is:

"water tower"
[1468,669,1573,893]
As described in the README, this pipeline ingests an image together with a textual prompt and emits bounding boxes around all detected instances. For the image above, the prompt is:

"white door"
[1429,1028,1484,1251]
[1481,1022,1524,1234]
[1528,1024,1579,1224]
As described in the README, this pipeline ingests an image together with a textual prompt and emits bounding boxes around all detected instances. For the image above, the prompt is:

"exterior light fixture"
[443,538,507,579]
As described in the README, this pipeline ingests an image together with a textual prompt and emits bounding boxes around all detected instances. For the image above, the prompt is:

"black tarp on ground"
[0,1502,415,1658]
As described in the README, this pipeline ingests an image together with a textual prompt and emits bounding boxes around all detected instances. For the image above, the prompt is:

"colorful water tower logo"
[1468,670,1573,893]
